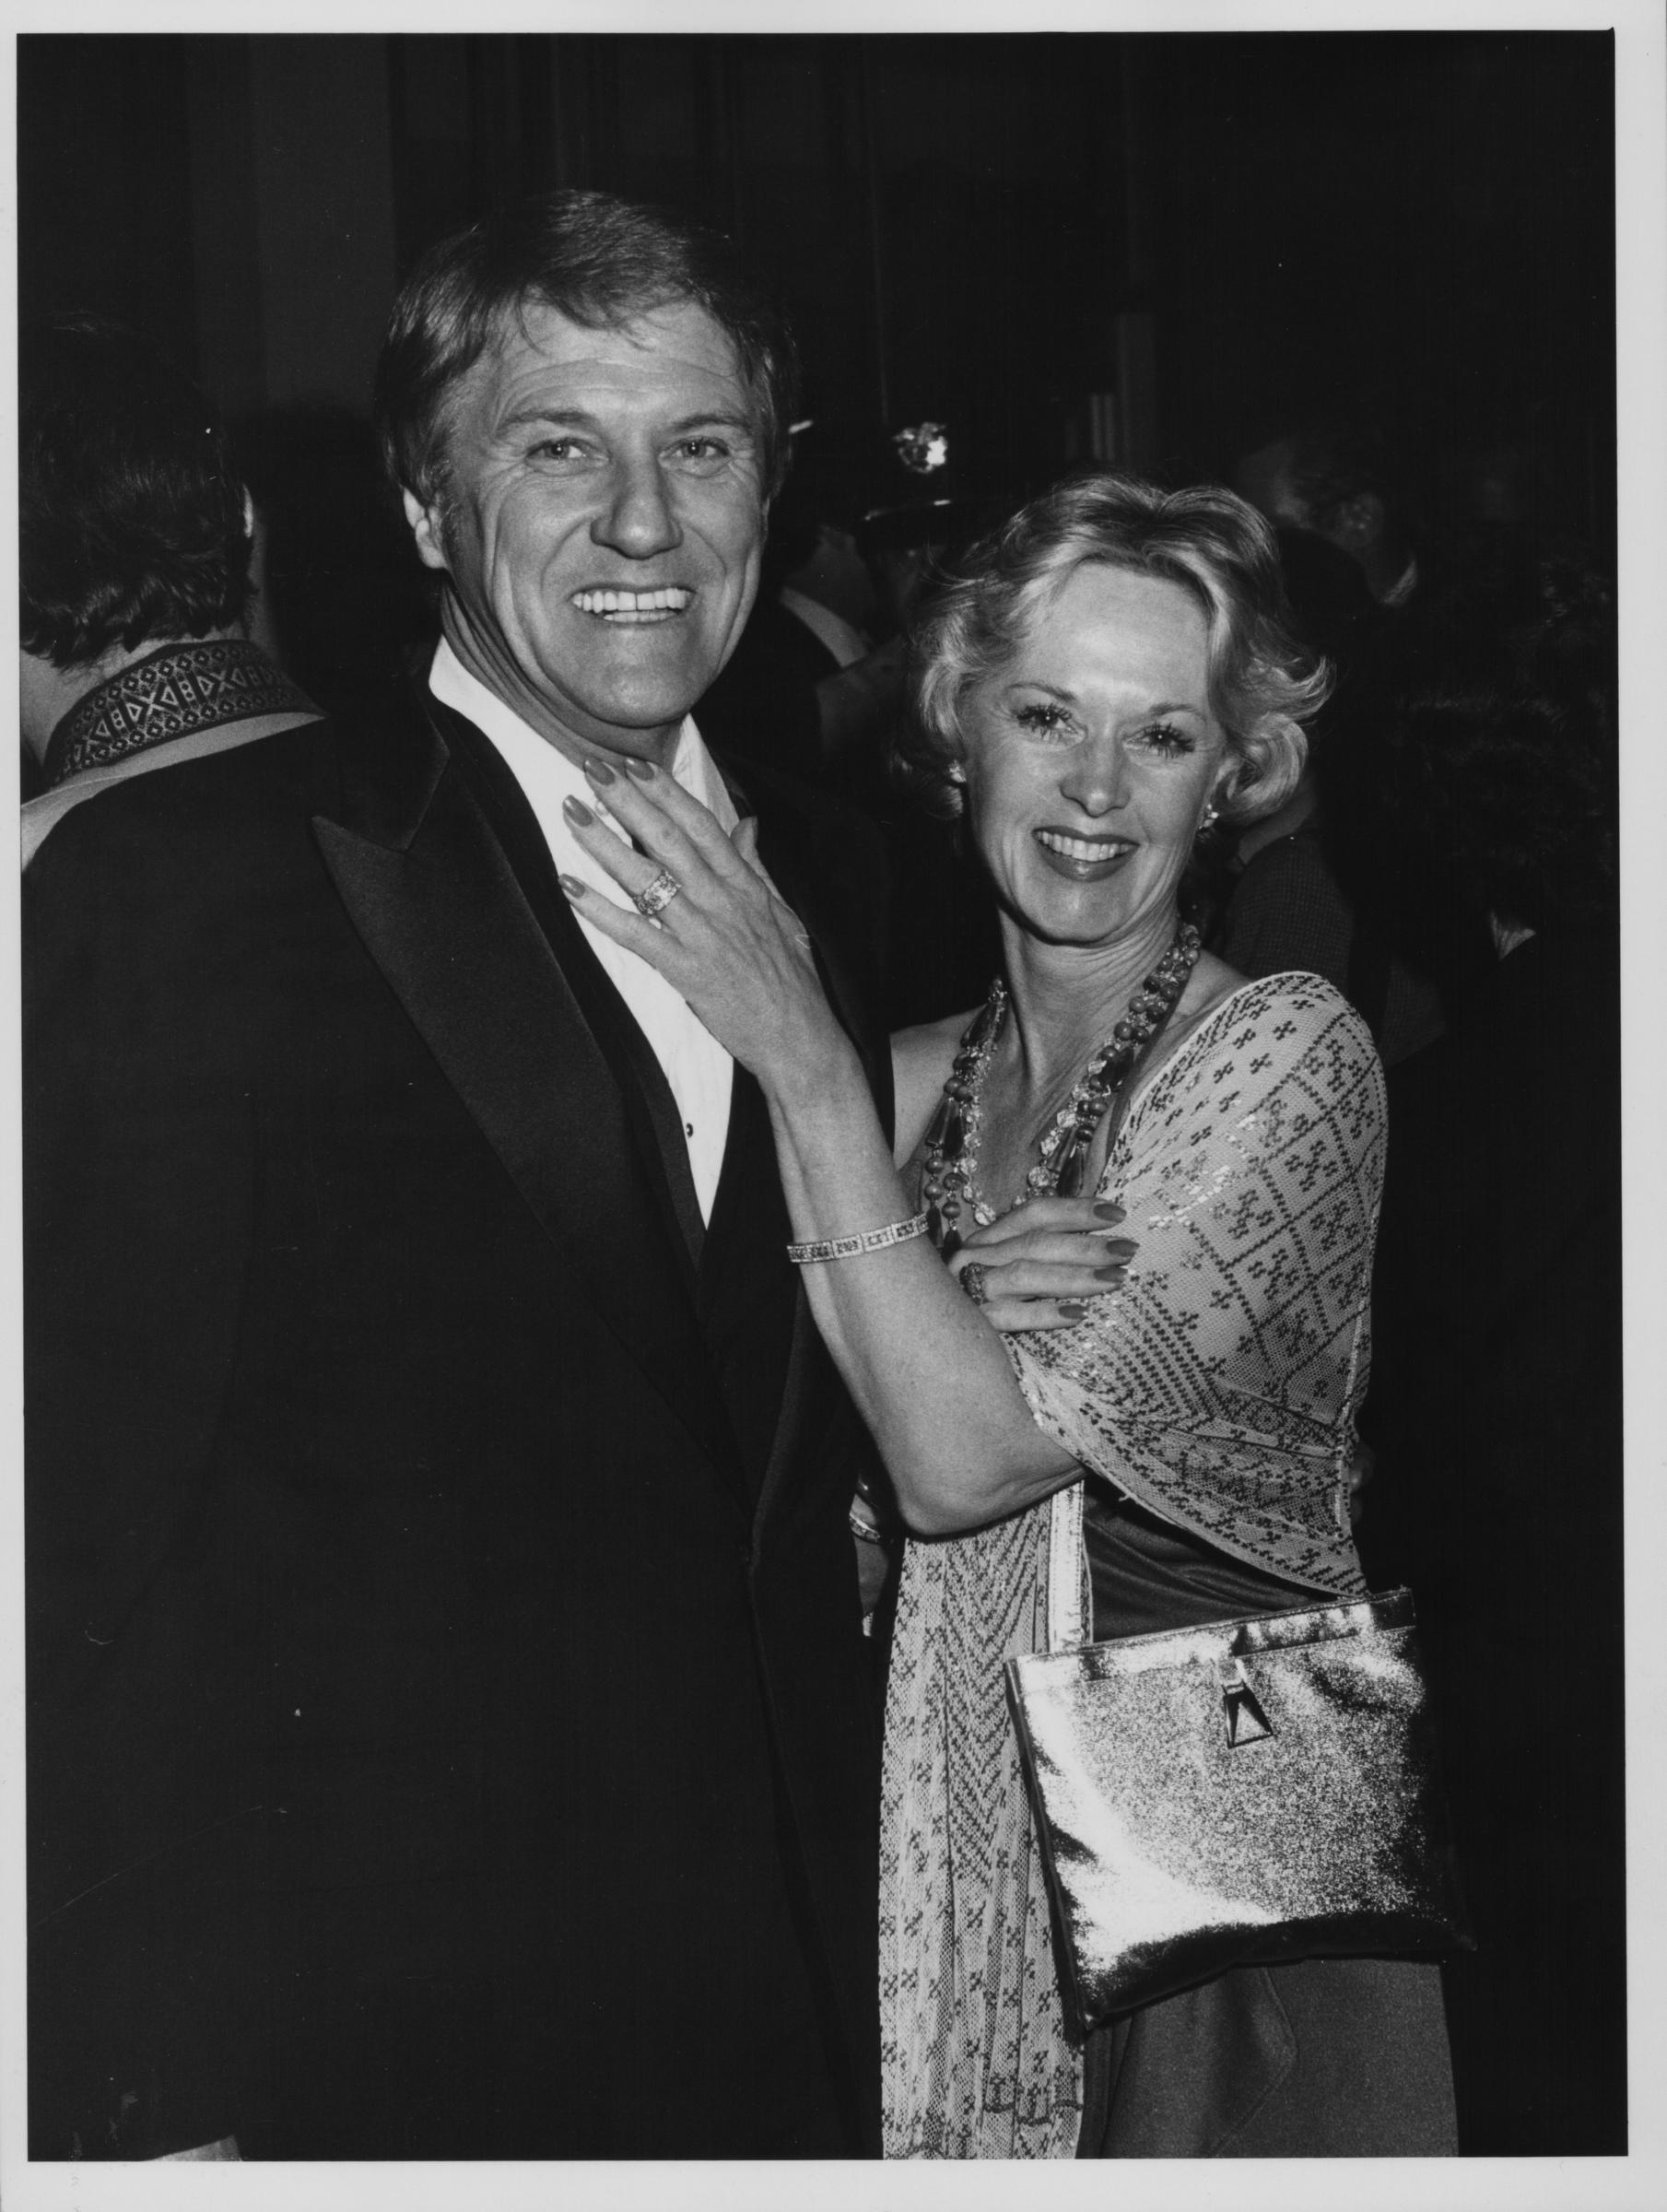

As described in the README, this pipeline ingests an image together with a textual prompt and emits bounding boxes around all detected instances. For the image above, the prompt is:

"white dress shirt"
[429,640,736,1223]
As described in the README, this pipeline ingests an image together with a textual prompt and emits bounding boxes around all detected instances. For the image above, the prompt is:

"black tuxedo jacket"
[25,688,892,2159]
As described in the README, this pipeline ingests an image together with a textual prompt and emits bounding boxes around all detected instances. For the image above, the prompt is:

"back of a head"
[20,314,252,669]
[374,187,799,513]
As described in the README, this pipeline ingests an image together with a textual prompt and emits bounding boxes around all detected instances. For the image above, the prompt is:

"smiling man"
[403,299,765,756]
[26,191,890,2160]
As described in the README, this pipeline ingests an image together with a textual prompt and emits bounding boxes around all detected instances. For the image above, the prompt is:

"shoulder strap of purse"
[1047,1480,1087,1652]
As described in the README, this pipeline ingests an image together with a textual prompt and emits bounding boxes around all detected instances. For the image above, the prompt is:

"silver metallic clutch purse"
[1006,1579,1473,2029]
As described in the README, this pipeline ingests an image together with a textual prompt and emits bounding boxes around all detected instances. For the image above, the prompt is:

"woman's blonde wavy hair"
[901,471,1332,824]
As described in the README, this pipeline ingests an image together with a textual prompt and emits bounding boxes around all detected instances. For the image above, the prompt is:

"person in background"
[1232,411,1422,611]
[18,314,321,864]
[701,414,1003,1030]
[26,189,887,2160]
[1356,554,1624,2153]
[698,416,911,790]
[1212,413,1451,1063]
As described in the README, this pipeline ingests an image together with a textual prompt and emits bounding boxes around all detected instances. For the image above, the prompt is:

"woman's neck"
[996,905,1182,1101]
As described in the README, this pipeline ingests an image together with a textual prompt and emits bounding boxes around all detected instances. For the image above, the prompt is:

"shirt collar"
[777,586,871,670]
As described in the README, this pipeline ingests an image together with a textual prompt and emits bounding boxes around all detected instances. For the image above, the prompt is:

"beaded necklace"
[921,920,1202,1257]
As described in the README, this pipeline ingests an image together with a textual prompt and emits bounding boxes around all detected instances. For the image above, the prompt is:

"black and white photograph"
[4,6,1661,2207]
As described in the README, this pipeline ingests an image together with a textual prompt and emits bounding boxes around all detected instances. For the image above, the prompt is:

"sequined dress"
[879,972,1455,2159]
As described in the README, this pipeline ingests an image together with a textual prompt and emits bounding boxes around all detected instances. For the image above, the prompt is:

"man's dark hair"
[20,314,252,668]
[374,189,800,511]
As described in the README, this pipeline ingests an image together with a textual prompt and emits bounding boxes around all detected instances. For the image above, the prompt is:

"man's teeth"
[1037,830,1132,863]
[571,587,693,618]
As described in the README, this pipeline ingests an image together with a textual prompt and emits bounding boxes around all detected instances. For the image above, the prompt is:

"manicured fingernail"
[1058,1301,1087,1321]
[1093,1202,1125,1221]
[583,758,616,785]
[563,795,594,827]
[1092,1264,1127,1282]
[626,758,657,781]
[1100,1239,1138,1261]
[558,874,586,899]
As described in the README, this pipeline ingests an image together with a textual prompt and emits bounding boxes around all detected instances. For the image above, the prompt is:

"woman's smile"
[1032,828,1139,877]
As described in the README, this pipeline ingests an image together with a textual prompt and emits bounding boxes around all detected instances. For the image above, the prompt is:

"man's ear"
[1325,491,1386,555]
[402,488,452,576]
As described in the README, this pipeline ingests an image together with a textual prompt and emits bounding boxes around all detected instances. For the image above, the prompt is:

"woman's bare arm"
[554,759,1118,1533]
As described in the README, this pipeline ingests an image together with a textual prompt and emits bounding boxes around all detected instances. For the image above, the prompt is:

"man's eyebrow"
[496,406,601,435]
[496,406,758,439]
[666,411,758,440]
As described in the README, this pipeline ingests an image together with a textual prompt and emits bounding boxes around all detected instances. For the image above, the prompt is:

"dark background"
[18,30,1614,552]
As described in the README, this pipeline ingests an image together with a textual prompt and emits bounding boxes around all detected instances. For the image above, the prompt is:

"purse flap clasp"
[1217,1655,1274,1747]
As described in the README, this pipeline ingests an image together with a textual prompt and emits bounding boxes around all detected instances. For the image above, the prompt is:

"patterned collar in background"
[43,637,317,792]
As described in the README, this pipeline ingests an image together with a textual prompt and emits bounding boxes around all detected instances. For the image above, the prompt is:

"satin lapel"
[751,1296,825,1539]
[434,704,707,1280]
[311,711,740,1489]
[696,1066,797,1503]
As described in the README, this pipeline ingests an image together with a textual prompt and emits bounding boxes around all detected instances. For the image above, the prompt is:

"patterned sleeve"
[1006,974,1386,1595]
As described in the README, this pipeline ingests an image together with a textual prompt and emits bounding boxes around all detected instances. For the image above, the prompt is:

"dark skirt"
[1074,1490,1458,2159]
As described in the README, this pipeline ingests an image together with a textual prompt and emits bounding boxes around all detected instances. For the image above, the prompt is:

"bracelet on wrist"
[786,1210,929,1265]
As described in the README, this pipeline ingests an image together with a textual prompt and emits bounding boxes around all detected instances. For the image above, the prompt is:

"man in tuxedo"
[26,190,889,2160]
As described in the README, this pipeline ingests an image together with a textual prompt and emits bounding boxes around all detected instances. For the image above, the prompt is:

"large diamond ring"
[959,1261,990,1307]
[633,869,682,919]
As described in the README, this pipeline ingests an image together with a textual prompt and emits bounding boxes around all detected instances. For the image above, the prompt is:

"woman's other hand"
[947,1197,1137,1333]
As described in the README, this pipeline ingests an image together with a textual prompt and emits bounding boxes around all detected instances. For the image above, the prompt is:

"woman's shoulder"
[890,1007,979,1166]
[1141,962,1382,1116]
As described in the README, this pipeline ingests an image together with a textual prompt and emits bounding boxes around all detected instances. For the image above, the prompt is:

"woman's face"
[960,562,1230,950]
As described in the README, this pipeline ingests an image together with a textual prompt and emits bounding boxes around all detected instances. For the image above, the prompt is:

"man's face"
[405,298,767,767]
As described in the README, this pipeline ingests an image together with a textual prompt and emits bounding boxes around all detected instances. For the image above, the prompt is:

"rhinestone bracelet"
[786,1211,930,1265]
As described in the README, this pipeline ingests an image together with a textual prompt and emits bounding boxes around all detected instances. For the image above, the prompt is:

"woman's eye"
[1134,721,1194,757]
[1014,702,1076,739]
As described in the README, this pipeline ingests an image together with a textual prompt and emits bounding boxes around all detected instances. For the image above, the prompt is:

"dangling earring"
[1200,798,1221,833]
[947,763,968,787]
